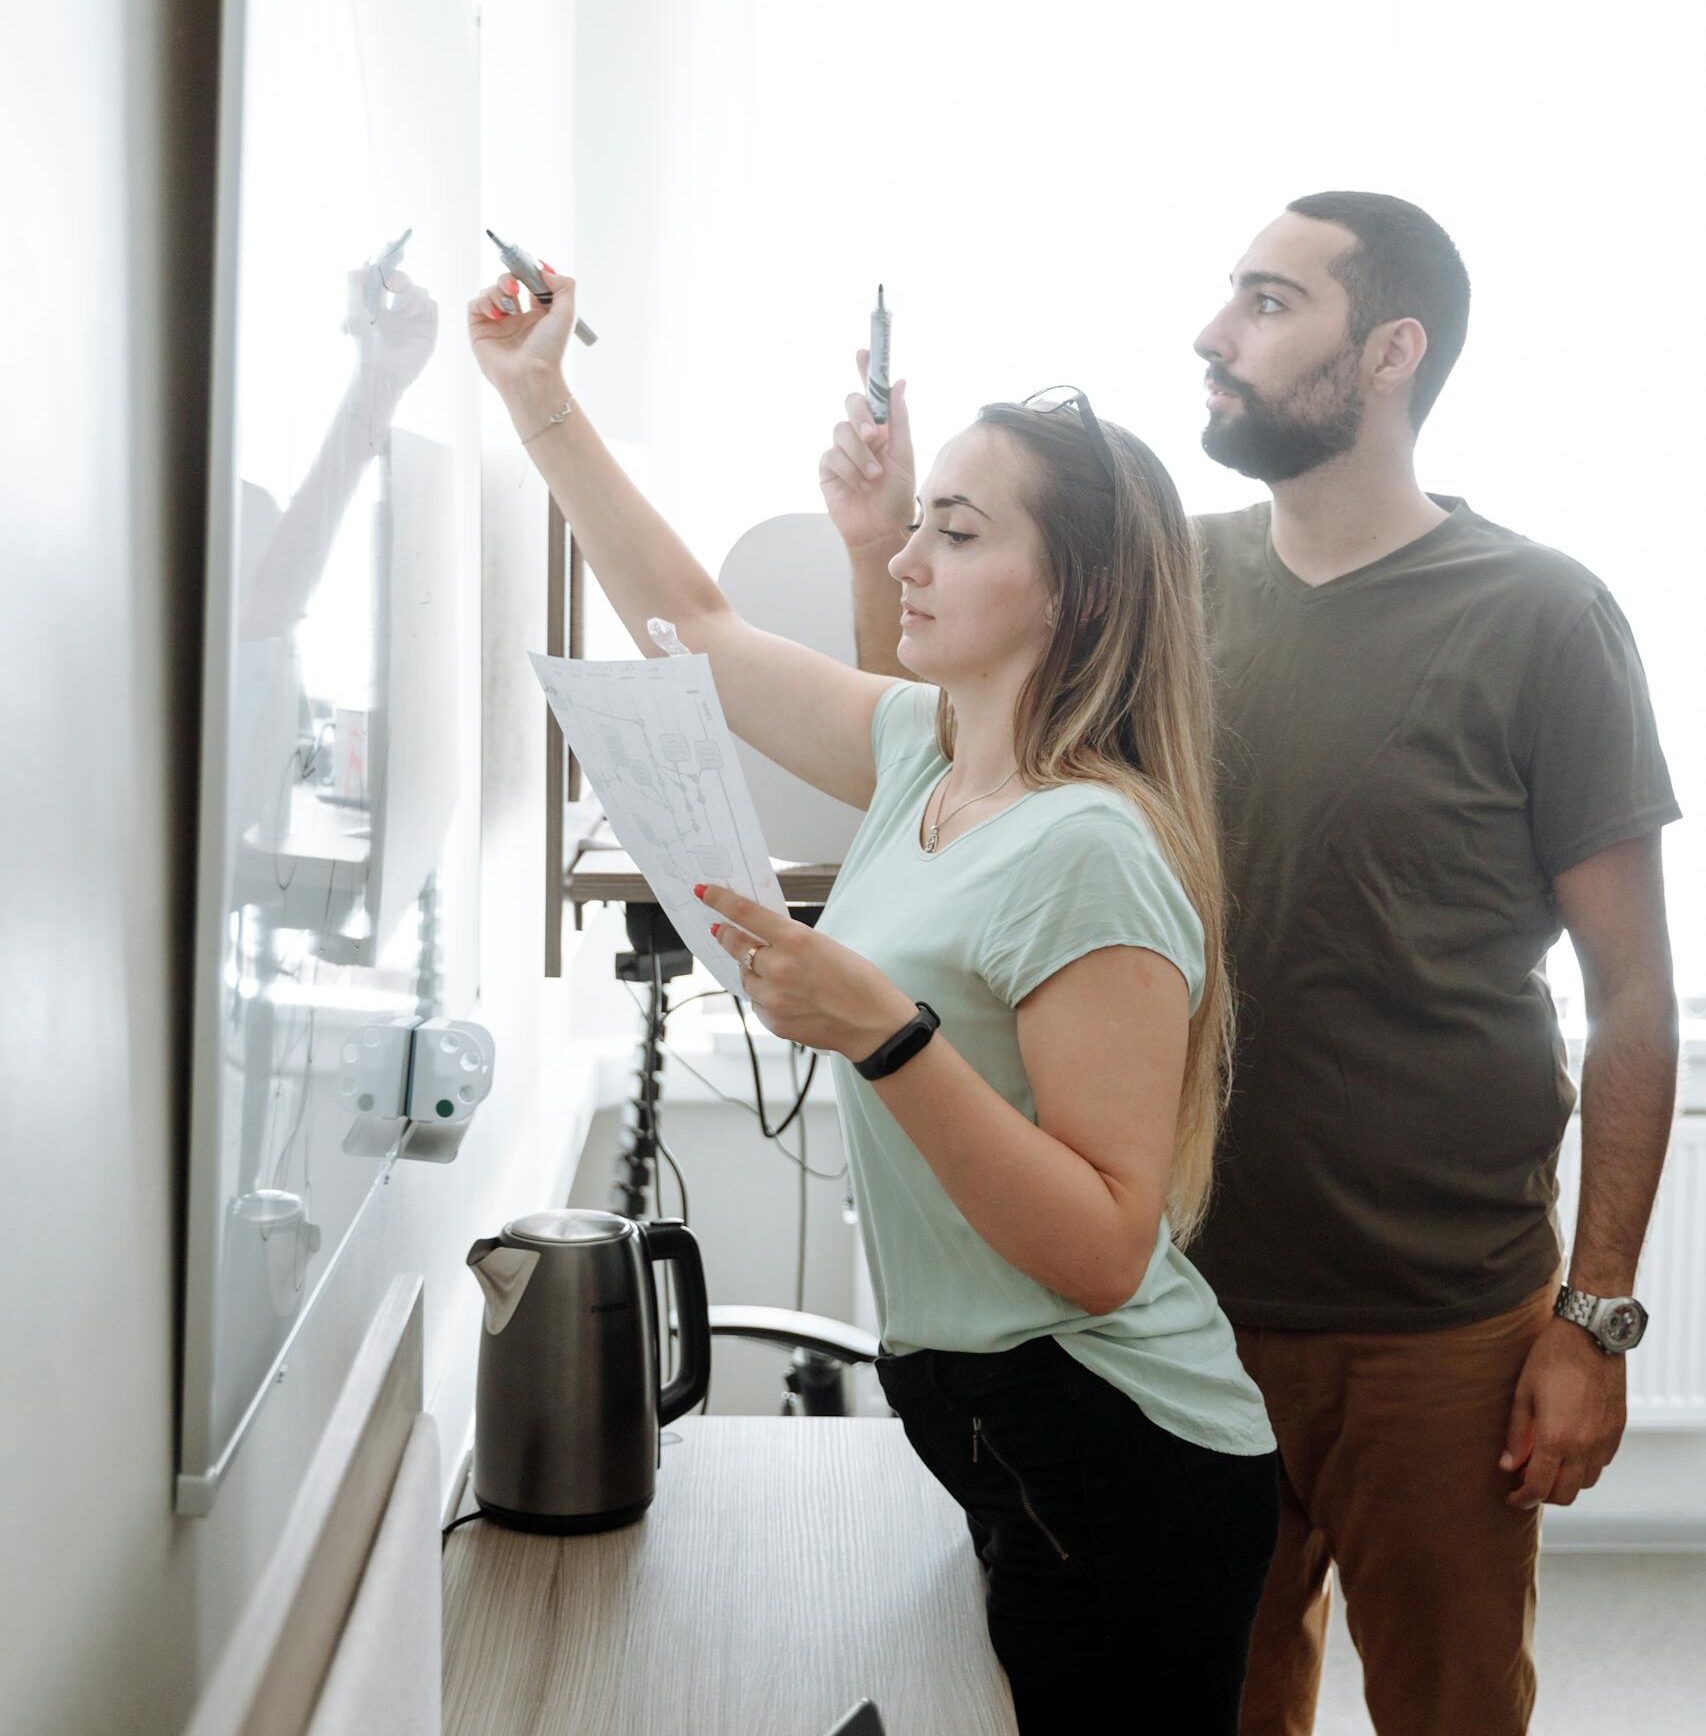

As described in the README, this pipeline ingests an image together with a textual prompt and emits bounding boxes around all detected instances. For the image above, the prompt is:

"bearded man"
[833,192,1681,1736]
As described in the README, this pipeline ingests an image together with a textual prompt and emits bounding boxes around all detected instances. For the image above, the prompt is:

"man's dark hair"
[1286,191,1470,430]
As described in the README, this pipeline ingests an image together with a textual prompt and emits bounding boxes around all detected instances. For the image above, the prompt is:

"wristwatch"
[1554,1284,1649,1354]
[854,1002,940,1081]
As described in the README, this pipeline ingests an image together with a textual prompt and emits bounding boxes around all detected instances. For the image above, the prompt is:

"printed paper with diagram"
[529,650,785,993]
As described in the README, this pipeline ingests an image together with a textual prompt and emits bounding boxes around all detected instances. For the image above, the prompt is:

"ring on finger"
[743,945,760,972]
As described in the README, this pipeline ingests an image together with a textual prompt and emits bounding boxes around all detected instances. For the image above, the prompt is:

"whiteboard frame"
[177,0,254,1518]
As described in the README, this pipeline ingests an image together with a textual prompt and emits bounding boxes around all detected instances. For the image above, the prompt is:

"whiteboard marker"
[362,226,412,322]
[485,229,598,345]
[867,284,892,424]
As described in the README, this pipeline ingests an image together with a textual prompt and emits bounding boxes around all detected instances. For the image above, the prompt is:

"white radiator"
[1555,1113,1706,1426]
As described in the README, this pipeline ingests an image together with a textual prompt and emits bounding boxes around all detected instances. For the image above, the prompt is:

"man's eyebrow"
[1233,269,1313,299]
[925,493,990,519]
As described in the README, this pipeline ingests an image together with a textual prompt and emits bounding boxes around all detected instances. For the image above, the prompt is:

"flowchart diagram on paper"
[529,650,785,993]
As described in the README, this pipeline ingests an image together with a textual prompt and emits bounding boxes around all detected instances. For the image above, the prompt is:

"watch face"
[1602,1301,1647,1350]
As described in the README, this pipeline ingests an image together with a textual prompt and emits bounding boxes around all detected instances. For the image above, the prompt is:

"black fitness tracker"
[854,1002,941,1081]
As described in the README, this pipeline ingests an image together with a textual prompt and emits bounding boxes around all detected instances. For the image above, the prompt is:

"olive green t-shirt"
[814,680,1275,1455]
[1190,497,1680,1331]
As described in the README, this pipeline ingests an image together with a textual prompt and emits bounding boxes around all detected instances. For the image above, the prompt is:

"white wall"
[2,8,214,1728]
[0,3,606,1731]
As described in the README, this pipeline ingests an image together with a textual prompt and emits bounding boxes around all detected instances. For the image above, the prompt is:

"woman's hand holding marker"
[466,263,576,397]
[695,883,917,1062]
[818,350,916,554]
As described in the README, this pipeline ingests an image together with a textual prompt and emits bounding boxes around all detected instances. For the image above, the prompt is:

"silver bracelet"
[520,398,574,444]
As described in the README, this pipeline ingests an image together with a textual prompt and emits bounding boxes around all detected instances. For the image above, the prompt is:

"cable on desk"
[615,968,849,1416]
[732,994,818,1142]
[652,952,677,1390]
[616,980,845,1181]
[658,1131,690,1225]
[792,1040,809,1314]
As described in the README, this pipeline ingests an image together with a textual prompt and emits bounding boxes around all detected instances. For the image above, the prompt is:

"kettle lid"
[504,1208,635,1248]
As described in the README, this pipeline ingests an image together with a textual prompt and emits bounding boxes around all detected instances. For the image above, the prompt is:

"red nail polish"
[710,923,721,937]
[693,883,706,898]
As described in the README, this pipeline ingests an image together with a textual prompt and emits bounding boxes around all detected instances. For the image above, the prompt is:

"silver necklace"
[923,767,1018,853]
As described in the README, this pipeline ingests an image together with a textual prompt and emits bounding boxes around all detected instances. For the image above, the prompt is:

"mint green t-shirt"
[814,681,1274,1457]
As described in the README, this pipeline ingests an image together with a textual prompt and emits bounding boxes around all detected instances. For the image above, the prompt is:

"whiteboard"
[178,0,482,1512]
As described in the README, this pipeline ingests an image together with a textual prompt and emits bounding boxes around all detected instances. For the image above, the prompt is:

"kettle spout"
[466,1237,541,1335]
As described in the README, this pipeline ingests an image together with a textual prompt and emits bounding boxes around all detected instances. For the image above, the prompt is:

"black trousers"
[875,1334,1278,1735]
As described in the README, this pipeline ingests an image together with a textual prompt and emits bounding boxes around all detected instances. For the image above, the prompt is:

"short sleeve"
[1526,589,1680,879]
[870,679,941,774]
[980,803,1207,1012]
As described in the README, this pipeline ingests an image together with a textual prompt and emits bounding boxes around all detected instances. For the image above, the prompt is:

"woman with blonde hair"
[470,266,1277,1732]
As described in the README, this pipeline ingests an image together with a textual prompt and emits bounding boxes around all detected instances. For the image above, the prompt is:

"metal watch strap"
[854,1002,940,1081]
[1555,1284,1648,1353]
[1556,1284,1598,1332]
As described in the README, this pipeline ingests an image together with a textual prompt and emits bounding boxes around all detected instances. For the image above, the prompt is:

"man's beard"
[1201,345,1365,482]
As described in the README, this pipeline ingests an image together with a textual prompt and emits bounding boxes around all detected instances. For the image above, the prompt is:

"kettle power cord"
[615,977,843,1182]
[610,915,868,1420]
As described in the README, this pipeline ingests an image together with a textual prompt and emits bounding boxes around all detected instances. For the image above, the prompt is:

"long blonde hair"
[936,400,1233,1247]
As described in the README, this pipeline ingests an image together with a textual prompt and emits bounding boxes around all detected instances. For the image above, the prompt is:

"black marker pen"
[486,229,598,345]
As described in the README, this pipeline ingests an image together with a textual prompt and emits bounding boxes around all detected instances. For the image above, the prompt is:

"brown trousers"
[1232,1277,1558,1736]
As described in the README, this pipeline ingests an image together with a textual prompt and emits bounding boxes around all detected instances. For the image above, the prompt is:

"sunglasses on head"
[1021,384,1118,487]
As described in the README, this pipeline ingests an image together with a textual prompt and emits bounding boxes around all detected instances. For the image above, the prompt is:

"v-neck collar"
[1261,494,1472,601]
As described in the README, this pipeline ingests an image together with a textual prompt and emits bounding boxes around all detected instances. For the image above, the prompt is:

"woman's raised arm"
[469,268,896,809]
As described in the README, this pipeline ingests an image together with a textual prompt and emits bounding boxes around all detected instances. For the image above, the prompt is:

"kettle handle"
[640,1218,711,1424]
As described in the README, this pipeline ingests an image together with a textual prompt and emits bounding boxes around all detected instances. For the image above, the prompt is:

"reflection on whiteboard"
[230,431,457,963]
[178,0,483,1513]
[209,432,464,1460]
[530,651,784,992]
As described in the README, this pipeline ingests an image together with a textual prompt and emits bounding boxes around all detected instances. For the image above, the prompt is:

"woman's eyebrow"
[930,493,990,519]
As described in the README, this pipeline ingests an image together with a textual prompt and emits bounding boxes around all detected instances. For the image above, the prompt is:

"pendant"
[923,824,940,854]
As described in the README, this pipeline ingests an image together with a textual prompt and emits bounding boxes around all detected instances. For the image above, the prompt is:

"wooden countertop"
[442,1416,1015,1736]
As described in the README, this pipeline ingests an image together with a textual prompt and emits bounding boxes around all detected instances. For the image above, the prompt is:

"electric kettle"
[466,1209,710,1532]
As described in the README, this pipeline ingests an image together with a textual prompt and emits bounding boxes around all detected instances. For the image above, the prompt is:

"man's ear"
[1369,315,1429,399]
